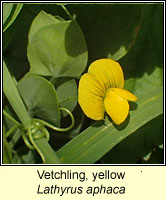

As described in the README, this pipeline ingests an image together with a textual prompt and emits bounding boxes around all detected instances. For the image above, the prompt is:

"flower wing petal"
[112,88,137,101]
[88,59,124,93]
[104,89,129,124]
[78,73,105,120]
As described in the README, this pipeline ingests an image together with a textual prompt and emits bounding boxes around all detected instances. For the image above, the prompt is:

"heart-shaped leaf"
[18,75,60,126]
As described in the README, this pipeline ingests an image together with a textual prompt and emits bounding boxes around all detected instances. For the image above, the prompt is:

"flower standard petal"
[78,73,105,120]
[104,89,129,125]
[88,58,124,93]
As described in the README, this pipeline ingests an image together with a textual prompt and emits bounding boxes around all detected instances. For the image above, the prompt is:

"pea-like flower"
[78,58,137,125]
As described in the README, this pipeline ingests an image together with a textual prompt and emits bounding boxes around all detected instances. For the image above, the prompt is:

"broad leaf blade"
[101,114,163,164]
[18,75,60,126]
[55,77,77,115]
[67,4,142,61]
[27,11,88,78]
[57,86,163,163]
[28,10,62,43]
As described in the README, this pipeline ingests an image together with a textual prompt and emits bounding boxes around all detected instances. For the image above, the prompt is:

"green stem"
[3,60,63,164]
[35,137,62,164]
[3,110,21,126]
[3,61,31,127]
[3,137,12,164]
[6,124,19,138]
[28,127,46,162]
[9,129,22,149]
[61,5,73,20]
[21,128,35,150]
[35,107,75,132]
[22,120,62,164]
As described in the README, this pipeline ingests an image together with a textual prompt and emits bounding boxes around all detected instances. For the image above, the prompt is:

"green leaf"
[35,137,62,164]
[3,9,65,80]
[101,114,163,164]
[3,61,31,127]
[68,106,85,139]
[57,86,163,163]
[67,4,142,61]
[121,4,163,94]
[3,3,13,26]
[54,77,77,116]
[15,150,38,164]
[28,10,62,43]
[3,3,163,164]
[101,4,163,164]
[9,129,22,149]
[27,11,88,78]
[3,3,23,32]
[17,75,60,126]
[3,137,12,164]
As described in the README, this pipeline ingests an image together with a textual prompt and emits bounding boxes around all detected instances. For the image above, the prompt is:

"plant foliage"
[3,3,163,164]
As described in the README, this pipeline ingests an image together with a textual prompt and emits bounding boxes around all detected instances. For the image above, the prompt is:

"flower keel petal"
[104,89,129,124]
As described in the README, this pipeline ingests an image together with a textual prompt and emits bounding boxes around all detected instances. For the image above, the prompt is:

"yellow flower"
[78,58,137,125]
